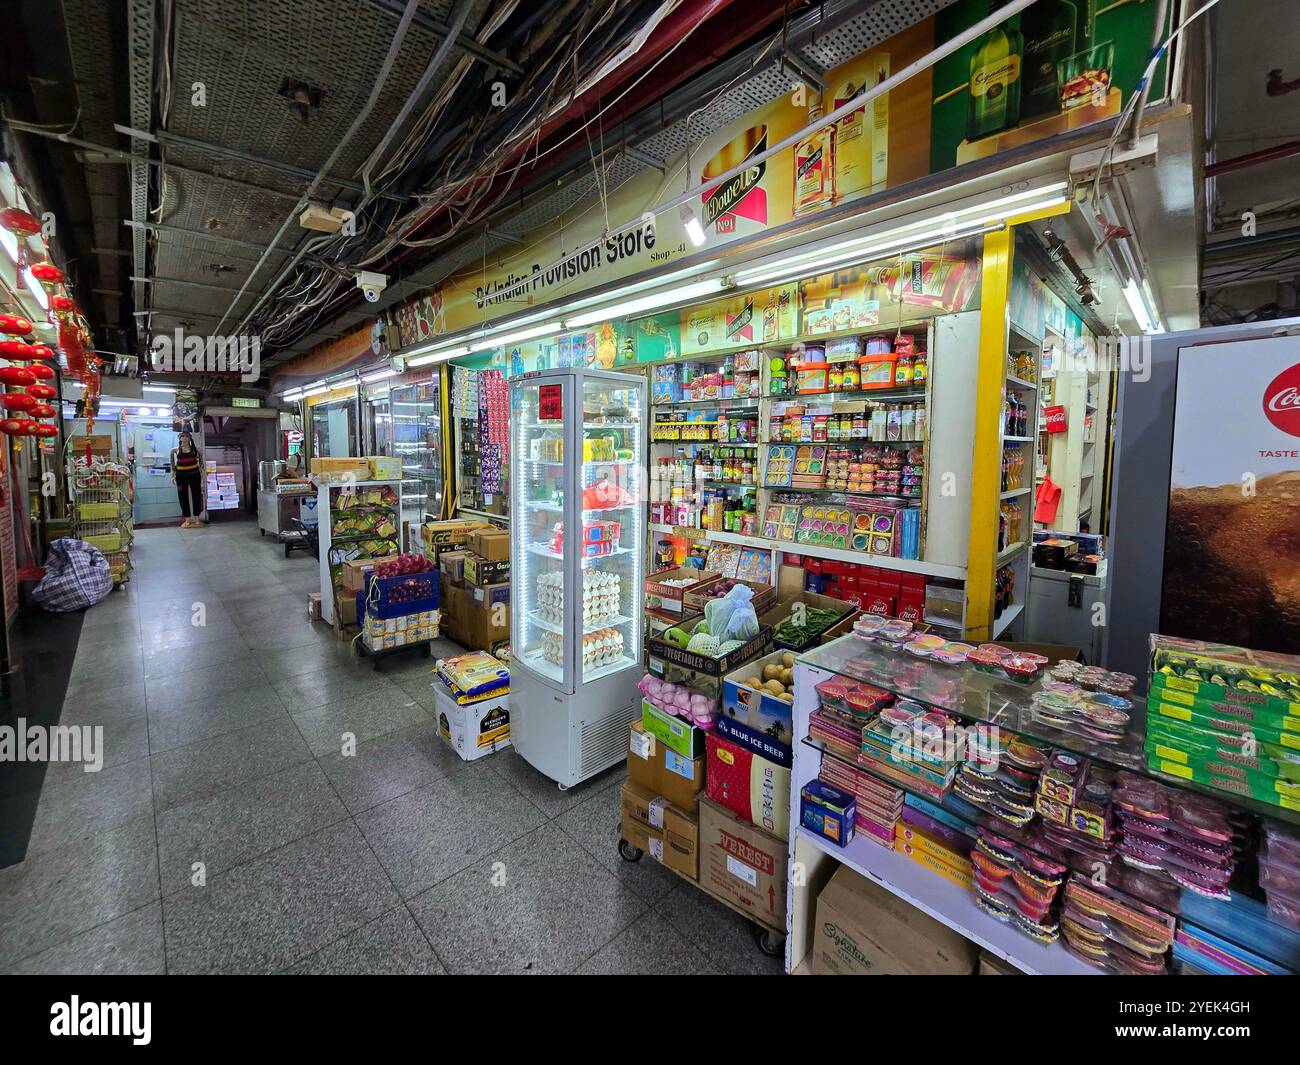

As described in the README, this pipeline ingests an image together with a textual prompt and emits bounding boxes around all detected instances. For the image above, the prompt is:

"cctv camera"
[355,270,388,303]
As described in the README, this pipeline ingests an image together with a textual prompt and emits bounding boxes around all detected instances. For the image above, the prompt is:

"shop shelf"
[799,636,1300,827]
[1002,435,1034,443]
[645,523,967,580]
[520,649,564,684]
[584,654,639,683]
[801,735,1184,923]
[526,610,634,636]
[991,602,1024,638]
[1005,374,1038,391]
[770,386,926,404]
[996,541,1029,565]
[999,487,1031,499]
[526,542,634,565]
[795,827,1098,975]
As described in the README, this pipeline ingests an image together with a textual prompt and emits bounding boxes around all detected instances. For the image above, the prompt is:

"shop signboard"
[1162,335,1300,653]
[680,284,797,356]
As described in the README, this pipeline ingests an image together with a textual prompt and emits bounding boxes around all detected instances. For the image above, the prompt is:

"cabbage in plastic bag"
[704,583,759,643]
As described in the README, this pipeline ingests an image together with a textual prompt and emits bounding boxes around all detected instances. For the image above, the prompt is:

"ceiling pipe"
[211,0,424,337]
[1205,140,1300,178]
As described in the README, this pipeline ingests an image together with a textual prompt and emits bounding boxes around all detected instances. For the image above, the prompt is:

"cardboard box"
[310,457,371,478]
[698,795,787,930]
[336,593,358,628]
[620,781,699,879]
[465,592,509,654]
[645,567,718,616]
[722,649,796,761]
[978,950,1021,975]
[810,864,979,976]
[341,554,400,593]
[72,434,113,456]
[894,822,974,889]
[644,612,773,677]
[626,722,705,812]
[438,550,468,587]
[366,455,402,481]
[434,683,510,760]
[307,592,321,621]
[705,731,791,840]
[422,519,489,553]
[464,553,510,587]
[682,577,777,615]
[641,701,707,759]
[767,591,857,651]
[440,583,470,645]
[471,581,511,611]
[469,528,510,561]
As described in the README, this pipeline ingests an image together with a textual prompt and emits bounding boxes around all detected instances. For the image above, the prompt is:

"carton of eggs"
[582,627,624,669]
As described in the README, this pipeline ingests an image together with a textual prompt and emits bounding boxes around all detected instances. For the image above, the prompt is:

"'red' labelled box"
[698,795,787,931]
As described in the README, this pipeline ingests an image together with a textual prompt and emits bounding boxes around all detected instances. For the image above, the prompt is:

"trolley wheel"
[422,642,432,657]
[259,529,264,537]
[618,838,643,863]
[753,925,785,958]
[284,543,292,558]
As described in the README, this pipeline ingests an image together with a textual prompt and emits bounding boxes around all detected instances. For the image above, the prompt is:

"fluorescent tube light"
[361,367,396,383]
[1122,278,1164,335]
[300,383,330,398]
[155,407,170,416]
[680,204,706,247]
[467,321,564,353]
[143,385,177,395]
[23,267,49,309]
[567,279,725,328]
[0,227,17,262]
[408,345,470,367]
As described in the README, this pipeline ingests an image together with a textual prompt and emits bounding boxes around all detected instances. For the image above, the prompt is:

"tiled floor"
[0,519,783,975]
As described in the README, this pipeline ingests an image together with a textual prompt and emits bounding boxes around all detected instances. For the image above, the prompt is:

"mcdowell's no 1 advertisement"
[1162,337,1300,653]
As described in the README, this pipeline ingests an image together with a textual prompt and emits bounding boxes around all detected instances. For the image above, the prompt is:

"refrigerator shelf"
[526,610,635,636]
[526,543,634,565]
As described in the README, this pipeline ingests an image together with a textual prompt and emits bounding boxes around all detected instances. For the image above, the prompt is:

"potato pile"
[744,652,797,703]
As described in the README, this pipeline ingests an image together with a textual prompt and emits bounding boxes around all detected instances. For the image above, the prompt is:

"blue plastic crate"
[358,569,440,621]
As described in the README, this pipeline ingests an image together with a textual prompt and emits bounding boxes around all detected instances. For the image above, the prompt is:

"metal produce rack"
[69,459,134,585]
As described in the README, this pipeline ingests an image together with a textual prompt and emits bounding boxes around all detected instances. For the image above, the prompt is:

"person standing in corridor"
[171,431,205,528]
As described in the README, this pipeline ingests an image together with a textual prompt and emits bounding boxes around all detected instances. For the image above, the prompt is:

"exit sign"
[231,397,261,408]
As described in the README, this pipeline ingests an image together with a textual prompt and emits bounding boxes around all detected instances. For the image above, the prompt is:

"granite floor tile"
[161,821,400,975]
[272,665,398,713]
[155,760,349,894]
[5,903,165,975]
[289,691,429,757]
[315,722,462,814]
[149,715,313,811]
[489,747,626,818]
[0,815,160,967]
[144,658,270,705]
[141,636,253,680]
[408,822,646,974]
[146,687,287,753]
[356,766,545,899]
[575,909,723,975]
[285,907,444,975]
[655,881,784,976]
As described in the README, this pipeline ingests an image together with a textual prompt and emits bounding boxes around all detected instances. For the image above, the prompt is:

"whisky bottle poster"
[929,0,1171,174]
[1162,336,1300,653]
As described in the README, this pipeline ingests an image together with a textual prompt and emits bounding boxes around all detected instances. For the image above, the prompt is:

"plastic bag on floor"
[33,538,114,612]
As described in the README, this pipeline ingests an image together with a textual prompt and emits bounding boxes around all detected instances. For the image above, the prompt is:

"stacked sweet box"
[1144,634,1300,813]
[817,756,903,847]
[970,826,1067,945]
[1060,874,1177,974]
[1260,820,1300,930]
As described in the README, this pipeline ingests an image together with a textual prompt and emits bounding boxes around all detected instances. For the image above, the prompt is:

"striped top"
[174,449,200,474]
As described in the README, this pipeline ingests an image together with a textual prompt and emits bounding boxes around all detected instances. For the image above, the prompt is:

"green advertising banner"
[931,0,1171,174]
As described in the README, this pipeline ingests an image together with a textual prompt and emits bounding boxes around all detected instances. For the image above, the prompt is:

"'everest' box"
[698,795,786,931]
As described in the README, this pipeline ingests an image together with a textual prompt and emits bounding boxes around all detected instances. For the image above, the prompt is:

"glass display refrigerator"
[388,377,443,527]
[509,367,646,787]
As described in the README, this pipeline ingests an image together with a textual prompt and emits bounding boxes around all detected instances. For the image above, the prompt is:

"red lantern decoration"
[0,418,27,435]
[0,208,41,237]
[1,393,38,413]
[0,314,34,336]
[32,424,58,438]
[0,340,29,360]
[26,363,54,380]
[0,367,35,387]
[28,262,64,287]
[25,344,55,361]
[26,383,56,399]
[49,296,78,315]
[29,402,55,418]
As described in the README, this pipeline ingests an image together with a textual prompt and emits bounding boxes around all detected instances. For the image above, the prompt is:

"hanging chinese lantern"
[49,295,78,316]
[29,402,56,418]
[0,367,35,387]
[0,418,27,435]
[31,424,57,438]
[25,344,55,361]
[28,262,64,287]
[0,340,29,360]
[0,314,34,336]
[26,362,54,380]
[26,383,55,399]
[1,393,38,413]
[0,208,41,238]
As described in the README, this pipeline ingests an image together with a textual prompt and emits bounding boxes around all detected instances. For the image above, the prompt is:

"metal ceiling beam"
[130,274,259,298]
[361,0,524,75]
[123,219,297,255]
[127,0,155,315]
[114,125,406,204]
[134,307,229,321]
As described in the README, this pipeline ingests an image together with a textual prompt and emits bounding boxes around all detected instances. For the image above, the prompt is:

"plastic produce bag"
[703,583,759,643]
